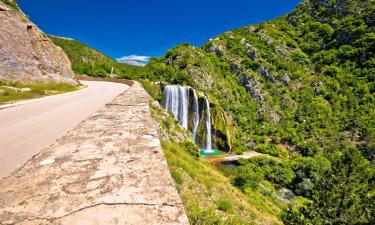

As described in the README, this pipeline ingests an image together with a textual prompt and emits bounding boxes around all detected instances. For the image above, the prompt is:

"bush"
[92,68,108,78]
[215,198,233,212]
[180,141,200,159]
[231,163,263,190]
[255,144,281,156]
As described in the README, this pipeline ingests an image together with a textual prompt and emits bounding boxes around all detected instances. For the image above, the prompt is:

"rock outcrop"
[0,2,77,84]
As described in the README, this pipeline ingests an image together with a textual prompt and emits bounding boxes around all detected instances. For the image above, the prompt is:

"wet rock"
[0,3,77,84]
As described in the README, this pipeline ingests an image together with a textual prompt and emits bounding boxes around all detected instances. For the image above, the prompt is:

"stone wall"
[0,82,188,224]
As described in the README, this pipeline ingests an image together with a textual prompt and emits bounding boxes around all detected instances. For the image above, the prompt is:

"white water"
[178,87,189,129]
[191,90,200,142]
[205,98,213,153]
[163,86,189,129]
[162,85,212,152]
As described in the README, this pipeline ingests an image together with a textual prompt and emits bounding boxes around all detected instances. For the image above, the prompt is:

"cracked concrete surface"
[0,82,189,225]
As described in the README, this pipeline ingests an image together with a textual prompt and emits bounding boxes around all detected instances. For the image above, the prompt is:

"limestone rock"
[0,3,77,85]
[257,66,275,82]
[204,42,224,57]
[241,75,264,103]
[244,43,259,60]
[279,72,291,84]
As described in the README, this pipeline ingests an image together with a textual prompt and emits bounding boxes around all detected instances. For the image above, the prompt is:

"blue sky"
[18,0,301,64]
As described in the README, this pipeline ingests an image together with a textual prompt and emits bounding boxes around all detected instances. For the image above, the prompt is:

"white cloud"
[117,55,151,66]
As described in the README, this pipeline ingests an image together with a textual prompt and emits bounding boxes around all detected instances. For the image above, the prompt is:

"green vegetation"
[151,102,285,224]
[144,0,375,224]
[49,36,147,79]
[0,81,80,104]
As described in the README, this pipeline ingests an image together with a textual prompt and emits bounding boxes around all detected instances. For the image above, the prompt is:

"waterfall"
[162,85,212,152]
[178,87,189,129]
[162,85,189,129]
[191,90,199,142]
[205,98,213,153]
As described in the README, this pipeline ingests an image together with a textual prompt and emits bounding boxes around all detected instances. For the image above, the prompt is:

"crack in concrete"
[3,202,183,225]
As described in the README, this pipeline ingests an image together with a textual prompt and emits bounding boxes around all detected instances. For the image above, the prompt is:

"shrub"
[180,141,200,159]
[245,157,295,186]
[215,198,233,212]
[231,163,263,190]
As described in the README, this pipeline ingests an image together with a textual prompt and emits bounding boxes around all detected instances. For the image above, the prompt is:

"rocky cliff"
[0,1,77,85]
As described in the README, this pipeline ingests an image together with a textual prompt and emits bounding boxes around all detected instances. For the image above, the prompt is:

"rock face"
[0,82,188,224]
[0,2,77,84]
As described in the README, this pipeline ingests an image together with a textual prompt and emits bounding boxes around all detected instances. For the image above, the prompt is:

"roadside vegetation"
[0,81,80,105]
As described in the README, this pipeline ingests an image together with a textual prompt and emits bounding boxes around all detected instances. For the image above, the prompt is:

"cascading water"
[162,85,212,152]
[178,87,189,129]
[191,90,199,142]
[204,98,213,153]
[162,86,189,129]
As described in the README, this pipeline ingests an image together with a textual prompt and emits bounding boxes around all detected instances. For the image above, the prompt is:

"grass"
[0,81,80,105]
[161,141,283,225]
[150,98,286,224]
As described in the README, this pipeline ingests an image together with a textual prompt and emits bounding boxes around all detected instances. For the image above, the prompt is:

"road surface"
[0,81,128,179]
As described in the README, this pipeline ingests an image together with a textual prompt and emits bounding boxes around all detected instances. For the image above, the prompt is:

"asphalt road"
[0,81,128,179]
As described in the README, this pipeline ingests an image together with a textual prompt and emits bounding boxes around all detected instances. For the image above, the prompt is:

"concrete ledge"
[0,82,189,225]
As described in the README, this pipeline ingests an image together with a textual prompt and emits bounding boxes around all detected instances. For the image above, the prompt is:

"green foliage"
[180,141,200,159]
[49,36,147,79]
[140,80,162,102]
[243,157,295,187]
[283,148,375,225]
[231,162,264,190]
[215,198,233,212]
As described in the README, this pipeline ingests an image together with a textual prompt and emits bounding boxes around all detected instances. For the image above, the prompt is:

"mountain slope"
[144,0,374,224]
[0,0,77,85]
[49,36,146,79]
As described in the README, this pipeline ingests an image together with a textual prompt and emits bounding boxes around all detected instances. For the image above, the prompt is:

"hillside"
[49,36,146,79]
[143,0,375,224]
[0,0,77,85]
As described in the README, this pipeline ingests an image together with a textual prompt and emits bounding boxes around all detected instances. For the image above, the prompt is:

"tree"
[283,147,375,225]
